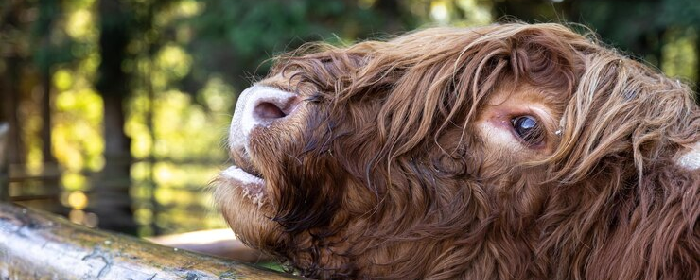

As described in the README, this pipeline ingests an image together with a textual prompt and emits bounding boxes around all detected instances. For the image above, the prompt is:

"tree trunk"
[0,202,300,280]
[6,55,25,166]
[37,0,57,166]
[0,124,8,202]
[1,1,25,167]
[41,67,55,165]
[696,35,700,104]
[0,56,16,202]
[94,0,135,234]
[96,93,134,233]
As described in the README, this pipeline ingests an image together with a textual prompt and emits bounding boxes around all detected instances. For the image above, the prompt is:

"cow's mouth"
[221,162,267,207]
[223,164,263,182]
[234,156,264,179]
[222,85,301,208]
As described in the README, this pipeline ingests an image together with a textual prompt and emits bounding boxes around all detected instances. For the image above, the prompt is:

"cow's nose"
[254,102,286,120]
[249,88,299,126]
[253,97,296,123]
[229,86,299,149]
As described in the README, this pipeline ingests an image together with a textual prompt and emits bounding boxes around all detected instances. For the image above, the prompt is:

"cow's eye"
[511,115,544,146]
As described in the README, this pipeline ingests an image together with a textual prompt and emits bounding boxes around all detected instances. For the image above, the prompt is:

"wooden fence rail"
[0,202,300,280]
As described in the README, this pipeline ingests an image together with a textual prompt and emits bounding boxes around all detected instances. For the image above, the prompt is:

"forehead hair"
[270,23,697,182]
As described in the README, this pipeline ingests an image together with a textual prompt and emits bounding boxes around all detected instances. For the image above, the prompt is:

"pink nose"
[229,86,299,149]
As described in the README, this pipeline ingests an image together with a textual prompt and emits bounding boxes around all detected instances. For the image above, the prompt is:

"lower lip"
[221,166,264,185]
[221,166,266,207]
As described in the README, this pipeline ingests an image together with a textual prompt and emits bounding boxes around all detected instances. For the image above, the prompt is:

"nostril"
[242,87,300,130]
[254,102,287,122]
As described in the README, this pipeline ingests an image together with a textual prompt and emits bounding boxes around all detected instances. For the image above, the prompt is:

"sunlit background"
[1,0,698,238]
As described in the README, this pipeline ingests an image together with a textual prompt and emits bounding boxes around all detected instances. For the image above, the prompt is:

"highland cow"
[215,23,699,279]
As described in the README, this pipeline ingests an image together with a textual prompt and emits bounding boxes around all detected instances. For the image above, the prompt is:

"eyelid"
[481,104,557,151]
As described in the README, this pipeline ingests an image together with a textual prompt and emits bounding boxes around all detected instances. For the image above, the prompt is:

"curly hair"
[215,22,699,279]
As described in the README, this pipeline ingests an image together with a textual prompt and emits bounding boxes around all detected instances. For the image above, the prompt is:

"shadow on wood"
[0,202,300,279]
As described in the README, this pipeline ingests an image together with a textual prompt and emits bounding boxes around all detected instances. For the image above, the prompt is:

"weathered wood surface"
[0,203,300,280]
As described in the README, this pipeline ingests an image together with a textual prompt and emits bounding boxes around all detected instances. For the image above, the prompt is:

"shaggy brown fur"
[215,23,699,279]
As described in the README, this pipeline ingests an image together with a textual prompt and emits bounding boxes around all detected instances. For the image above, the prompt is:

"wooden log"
[0,203,300,280]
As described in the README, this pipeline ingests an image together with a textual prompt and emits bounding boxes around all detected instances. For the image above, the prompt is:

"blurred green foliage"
[1,0,697,237]
[183,0,416,92]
